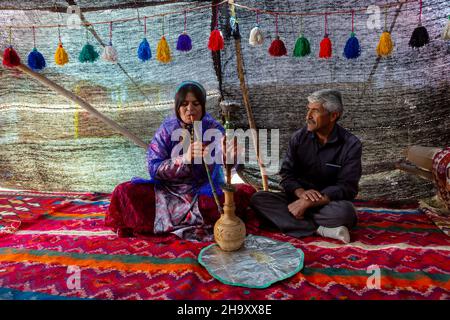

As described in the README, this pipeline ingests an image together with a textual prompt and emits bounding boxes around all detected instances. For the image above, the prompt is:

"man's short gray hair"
[307,89,344,116]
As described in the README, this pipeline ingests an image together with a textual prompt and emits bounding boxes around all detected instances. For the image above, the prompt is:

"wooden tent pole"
[0,60,147,149]
[229,1,269,191]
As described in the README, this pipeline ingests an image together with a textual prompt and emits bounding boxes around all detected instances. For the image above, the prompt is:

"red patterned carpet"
[0,190,449,300]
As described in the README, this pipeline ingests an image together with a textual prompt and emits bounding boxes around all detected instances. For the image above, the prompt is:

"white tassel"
[102,43,118,63]
[249,25,264,46]
[442,18,450,40]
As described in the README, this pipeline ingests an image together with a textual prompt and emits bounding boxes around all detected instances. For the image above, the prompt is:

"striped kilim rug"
[0,190,449,300]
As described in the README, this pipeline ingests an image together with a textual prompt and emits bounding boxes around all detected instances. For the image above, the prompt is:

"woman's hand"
[183,141,204,163]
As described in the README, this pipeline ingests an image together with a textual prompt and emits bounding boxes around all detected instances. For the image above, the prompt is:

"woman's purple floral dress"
[147,112,225,241]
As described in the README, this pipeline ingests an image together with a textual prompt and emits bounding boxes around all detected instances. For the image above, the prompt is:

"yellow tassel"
[376,31,394,57]
[156,36,171,63]
[54,42,69,66]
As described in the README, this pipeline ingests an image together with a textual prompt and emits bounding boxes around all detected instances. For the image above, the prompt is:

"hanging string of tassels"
[79,27,99,63]
[156,15,171,63]
[268,14,287,56]
[137,16,152,61]
[319,13,332,58]
[343,10,361,59]
[293,15,311,57]
[409,0,429,48]
[2,27,21,68]
[249,11,264,46]
[54,25,69,66]
[102,21,118,63]
[27,26,47,71]
[441,15,450,40]
[208,3,224,51]
[1,0,443,68]
[376,6,394,57]
[177,11,192,51]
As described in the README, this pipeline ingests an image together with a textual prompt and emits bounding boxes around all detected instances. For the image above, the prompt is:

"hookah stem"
[190,115,223,213]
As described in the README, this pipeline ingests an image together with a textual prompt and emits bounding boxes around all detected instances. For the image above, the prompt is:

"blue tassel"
[27,48,46,71]
[176,33,192,52]
[343,32,361,59]
[137,38,152,61]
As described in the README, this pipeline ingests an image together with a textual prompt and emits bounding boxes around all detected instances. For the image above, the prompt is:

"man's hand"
[288,197,311,219]
[301,189,324,202]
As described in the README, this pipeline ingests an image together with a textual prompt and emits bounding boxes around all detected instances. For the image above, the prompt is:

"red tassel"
[208,29,224,51]
[268,36,287,57]
[2,46,21,68]
[319,35,332,58]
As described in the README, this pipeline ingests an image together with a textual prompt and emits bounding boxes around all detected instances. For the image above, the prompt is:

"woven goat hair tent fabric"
[0,0,449,200]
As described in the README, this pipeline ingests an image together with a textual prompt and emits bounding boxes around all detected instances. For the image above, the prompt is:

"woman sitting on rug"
[105,81,255,241]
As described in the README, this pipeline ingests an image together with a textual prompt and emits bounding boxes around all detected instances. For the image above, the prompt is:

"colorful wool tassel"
[27,27,46,70]
[102,22,118,63]
[344,33,360,59]
[137,17,151,61]
[268,15,287,57]
[319,14,332,58]
[376,31,394,57]
[269,36,287,56]
[249,12,264,46]
[293,36,311,57]
[343,12,360,59]
[177,12,192,52]
[442,16,450,40]
[102,42,118,63]
[156,36,171,63]
[54,26,69,66]
[249,25,264,46]
[177,33,192,51]
[208,5,224,51]
[319,35,332,58]
[79,43,99,62]
[138,38,152,61]
[27,48,46,71]
[376,8,393,57]
[208,29,224,51]
[2,46,21,68]
[409,25,429,48]
[54,42,69,65]
[293,17,310,57]
[409,0,429,48]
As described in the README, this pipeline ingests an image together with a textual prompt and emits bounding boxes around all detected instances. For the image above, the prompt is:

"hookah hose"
[189,115,223,214]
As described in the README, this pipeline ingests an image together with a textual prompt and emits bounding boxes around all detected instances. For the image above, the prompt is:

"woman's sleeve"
[147,125,192,180]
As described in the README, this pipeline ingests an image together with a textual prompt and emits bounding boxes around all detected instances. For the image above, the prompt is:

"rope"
[0,0,228,29]
[0,0,422,30]
[351,9,354,33]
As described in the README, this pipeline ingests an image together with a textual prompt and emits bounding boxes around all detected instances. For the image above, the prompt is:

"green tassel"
[293,35,311,57]
[79,43,99,63]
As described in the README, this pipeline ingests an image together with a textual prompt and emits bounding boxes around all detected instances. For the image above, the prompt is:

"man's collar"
[309,124,340,144]
[326,124,340,144]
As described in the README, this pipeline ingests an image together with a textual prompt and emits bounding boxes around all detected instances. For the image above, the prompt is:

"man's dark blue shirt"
[279,124,362,201]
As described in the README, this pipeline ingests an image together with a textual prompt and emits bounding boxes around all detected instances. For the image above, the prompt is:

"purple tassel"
[176,32,192,52]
